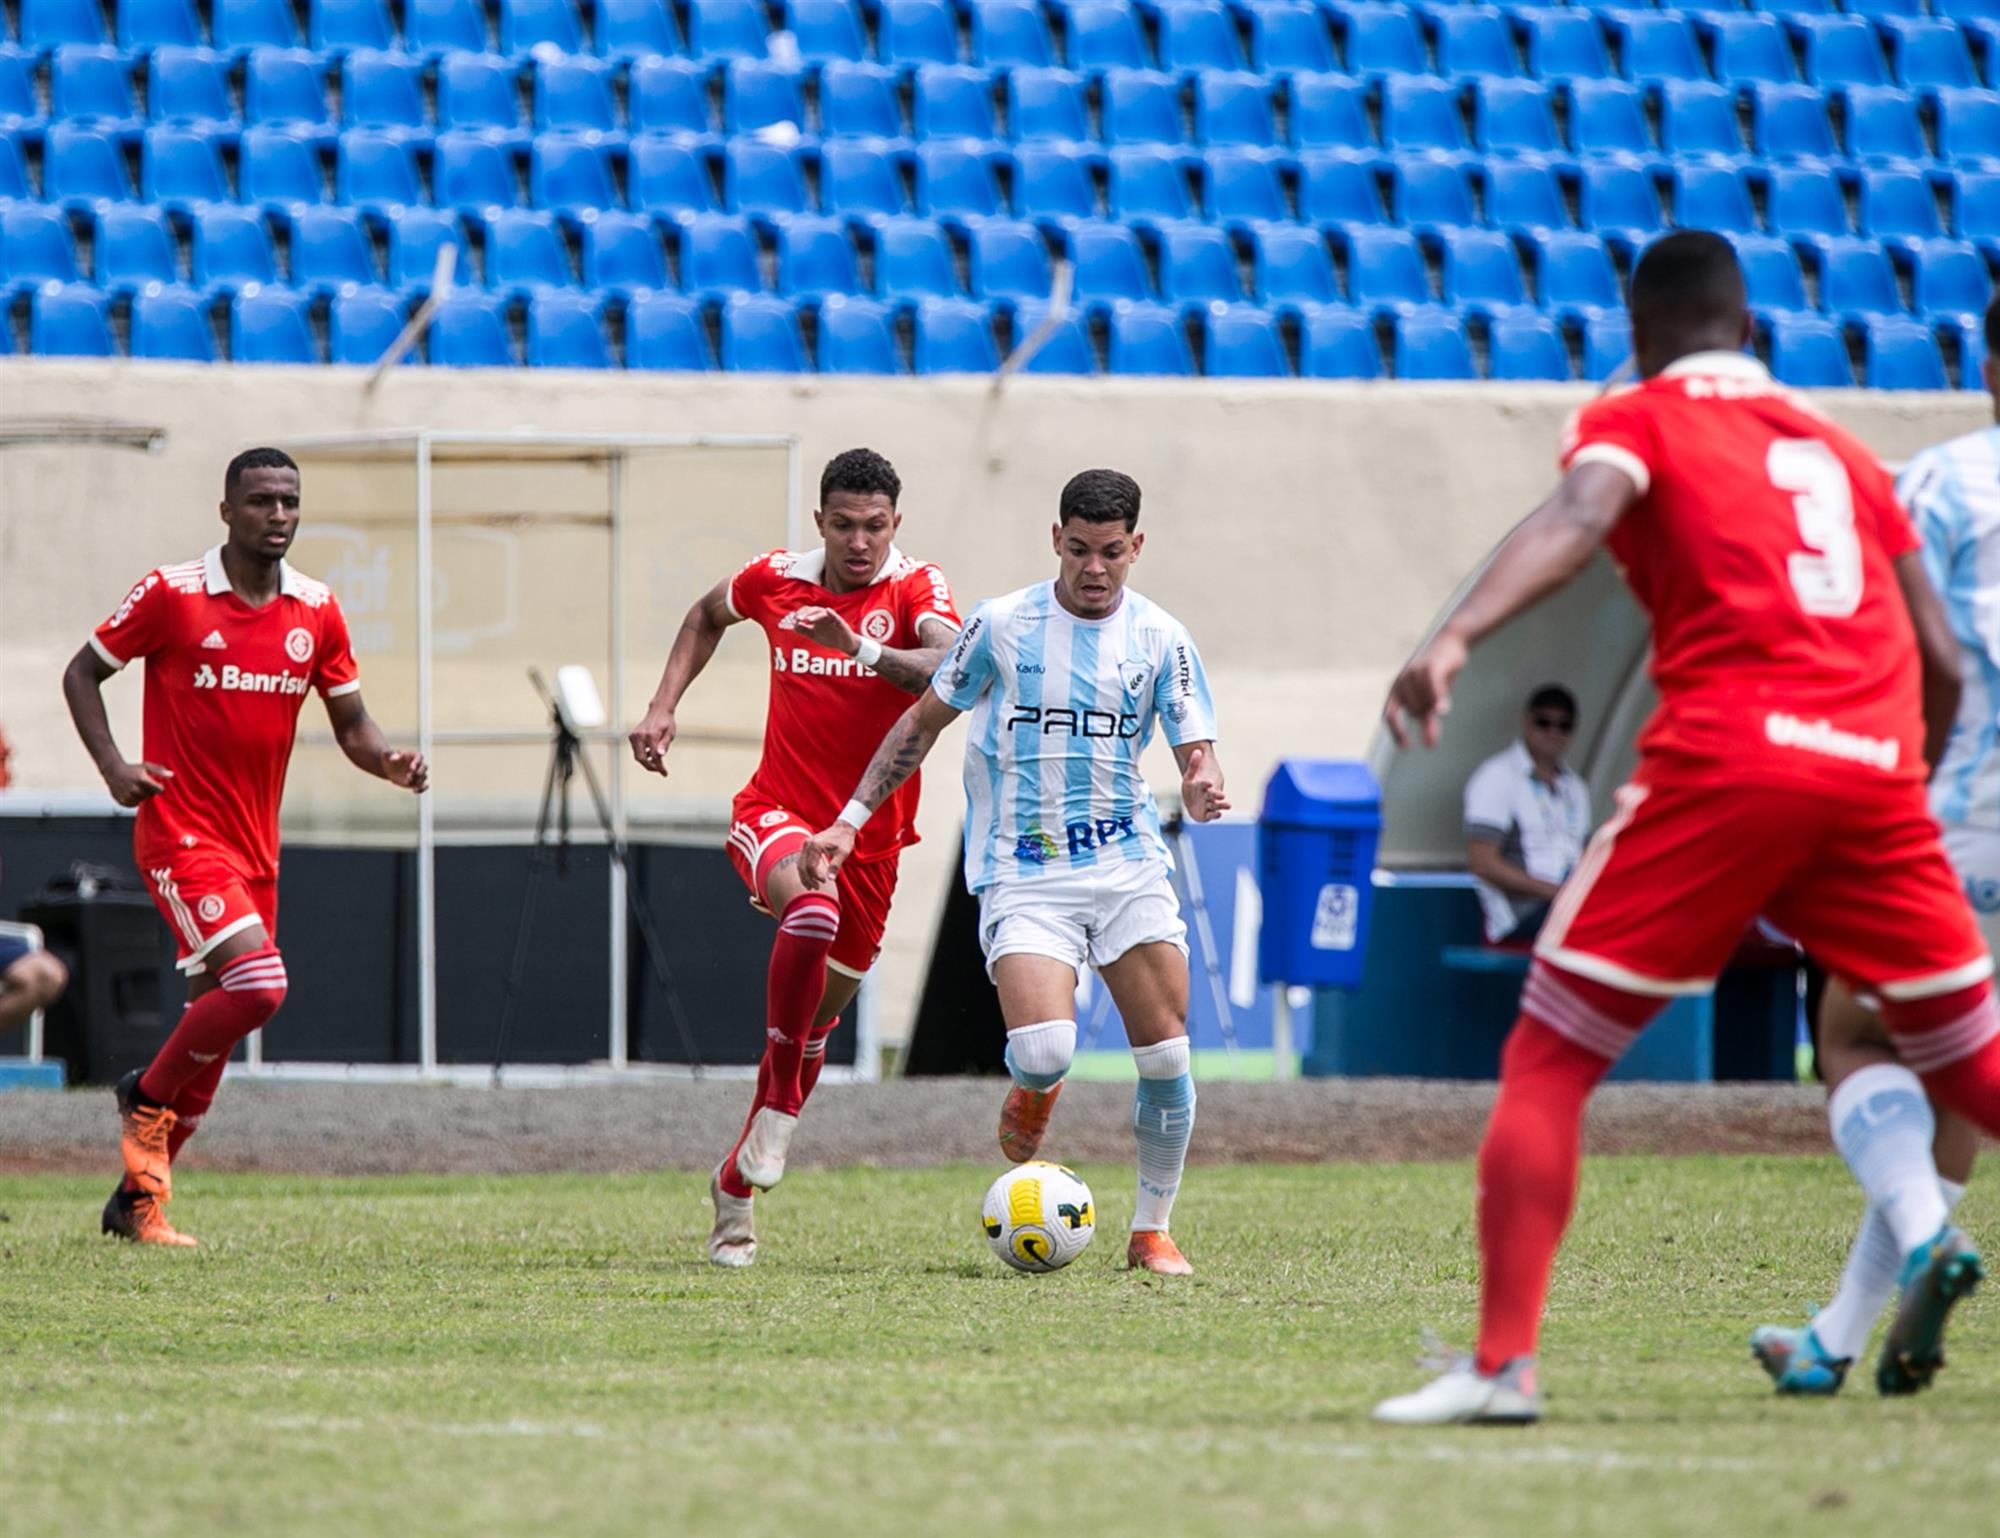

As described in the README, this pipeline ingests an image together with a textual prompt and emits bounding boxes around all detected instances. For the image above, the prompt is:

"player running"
[799,468,1228,1277]
[62,447,427,1247]
[1373,231,2000,1425]
[627,449,960,1268]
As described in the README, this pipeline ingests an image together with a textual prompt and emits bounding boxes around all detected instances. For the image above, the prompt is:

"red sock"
[762,894,839,1118]
[1890,983,2000,1132]
[167,1055,230,1162]
[718,1054,773,1201]
[799,1021,838,1107]
[138,949,287,1106]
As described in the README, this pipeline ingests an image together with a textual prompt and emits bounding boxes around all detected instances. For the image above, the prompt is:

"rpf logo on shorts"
[285,627,315,664]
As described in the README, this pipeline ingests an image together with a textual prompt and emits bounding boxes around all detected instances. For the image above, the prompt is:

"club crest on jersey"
[196,894,226,925]
[285,627,315,664]
[1013,829,1061,865]
[860,608,895,643]
[758,810,791,829]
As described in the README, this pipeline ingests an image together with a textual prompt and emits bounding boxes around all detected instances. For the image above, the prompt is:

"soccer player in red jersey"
[1374,232,2000,1424]
[627,449,960,1266]
[62,448,427,1247]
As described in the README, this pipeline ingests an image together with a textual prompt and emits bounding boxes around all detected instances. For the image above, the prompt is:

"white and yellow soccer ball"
[981,1161,1095,1273]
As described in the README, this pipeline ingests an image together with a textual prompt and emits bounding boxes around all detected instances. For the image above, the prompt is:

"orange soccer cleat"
[1126,1230,1193,1276]
[115,1069,176,1201]
[997,1081,1063,1163]
[101,1185,198,1247]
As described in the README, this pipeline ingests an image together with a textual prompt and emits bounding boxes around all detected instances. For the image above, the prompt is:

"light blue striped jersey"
[1902,425,2000,829]
[932,582,1218,892]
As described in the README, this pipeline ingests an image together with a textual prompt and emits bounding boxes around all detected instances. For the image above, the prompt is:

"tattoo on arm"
[855,710,938,811]
[867,643,949,695]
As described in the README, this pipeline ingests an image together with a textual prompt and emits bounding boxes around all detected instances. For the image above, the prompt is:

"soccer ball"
[980,1161,1095,1273]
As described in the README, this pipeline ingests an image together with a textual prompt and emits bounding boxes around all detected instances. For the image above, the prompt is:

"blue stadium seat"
[1203,304,1287,377]
[1104,70,1184,146]
[1768,165,1849,236]
[787,0,866,61]
[1066,219,1150,300]
[724,60,806,136]
[536,56,618,135]
[0,49,36,130]
[1382,76,1468,155]
[0,132,27,202]
[914,63,999,140]
[1254,223,1337,305]
[527,290,608,367]
[330,287,407,364]
[1393,156,1475,228]
[1299,152,1382,224]
[722,292,807,369]
[1750,83,1839,161]
[580,209,669,290]
[1907,238,1990,317]
[1015,143,1098,221]
[627,291,710,368]
[723,139,808,214]
[132,283,217,359]
[429,290,514,365]
[1289,74,1372,152]
[1568,80,1651,158]
[233,287,317,364]
[1699,14,1795,84]
[1207,147,1287,224]
[875,215,958,296]
[1863,314,1946,387]
[194,205,279,287]
[1673,163,1758,233]
[1792,16,1887,88]
[1735,232,1810,314]
[1432,7,1517,79]
[1606,11,1704,84]
[440,54,525,135]
[215,0,303,50]
[972,0,1055,67]
[1346,225,1429,308]
[121,0,203,48]
[817,293,900,372]
[1011,68,1090,142]
[1859,167,1942,239]
[1441,227,1528,310]
[246,50,332,128]
[1011,298,1095,372]
[344,51,428,131]
[437,132,523,210]
[821,62,902,139]
[339,129,425,209]
[1394,309,1474,379]
[31,281,115,355]
[773,213,859,294]
[686,0,768,56]
[1107,299,1193,374]
[532,134,618,210]
[1842,84,1927,164]
[409,0,489,53]
[1485,159,1567,233]
[678,211,761,291]
[822,140,907,217]
[913,296,1000,371]
[1581,307,1629,380]
[1934,90,2000,168]
[290,205,378,291]
[1488,310,1569,380]
[1880,17,1978,89]
[598,0,681,57]
[1936,0,2000,20]
[1659,81,1744,159]
[1473,79,1560,156]
[1847,0,1926,16]
[2,205,79,284]
[483,208,572,290]
[1578,160,1663,241]
[241,126,326,207]
[631,59,713,137]
[1110,145,1194,221]
[1957,170,2000,246]
[502,0,583,55]
[967,218,1051,298]
[148,47,233,129]
[52,46,140,128]
[917,141,1004,217]
[880,0,958,64]
[95,204,178,286]
[1159,223,1240,304]
[20,0,106,47]
[1943,312,1988,388]
[311,0,397,51]
[1158,3,1239,72]
[1331,3,1426,76]
[1252,3,1337,74]
[1515,7,1610,81]
[1300,304,1380,377]
[1065,2,1147,71]
[1801,233,1902,316]
[1529,230,1620,311]
[143,127,229,205]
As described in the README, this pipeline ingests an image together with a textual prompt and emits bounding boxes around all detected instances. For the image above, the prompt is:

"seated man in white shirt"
[1462,684,1592,947]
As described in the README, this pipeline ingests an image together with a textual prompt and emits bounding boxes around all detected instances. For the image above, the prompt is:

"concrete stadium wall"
[1,360,1988,1040]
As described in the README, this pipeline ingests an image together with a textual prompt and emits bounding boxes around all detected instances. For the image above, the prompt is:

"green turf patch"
[0,1159,1989,1537]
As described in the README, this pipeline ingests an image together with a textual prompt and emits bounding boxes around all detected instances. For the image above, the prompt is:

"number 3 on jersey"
[1771,438,1863,619]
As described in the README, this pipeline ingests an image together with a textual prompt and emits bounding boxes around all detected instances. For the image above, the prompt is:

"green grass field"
[0,1158,1991,1537]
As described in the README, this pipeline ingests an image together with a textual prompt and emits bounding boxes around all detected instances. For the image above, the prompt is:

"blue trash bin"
[1257,759,1382,988]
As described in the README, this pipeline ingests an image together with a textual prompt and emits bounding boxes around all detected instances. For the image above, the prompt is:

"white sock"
[1130,1038,1195,1233]
[1812,1178,1967,1362]
[1827,1064,1951,1257]
[1004,1020,1075,1091]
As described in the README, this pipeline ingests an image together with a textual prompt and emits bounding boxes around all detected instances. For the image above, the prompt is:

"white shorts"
[977,860,1189,978]
[1942,823,2000,956]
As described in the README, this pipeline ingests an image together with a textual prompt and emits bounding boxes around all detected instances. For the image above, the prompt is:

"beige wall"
[2,361,1989,1039]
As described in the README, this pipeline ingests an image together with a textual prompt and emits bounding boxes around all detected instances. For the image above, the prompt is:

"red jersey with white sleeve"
[1560,351,1924,791]
[91,546,361,882]
[728,547,960,865]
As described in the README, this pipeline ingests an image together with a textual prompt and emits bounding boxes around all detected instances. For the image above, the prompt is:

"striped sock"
[1130,1037,1195,1233]
[763,893,840,1117]
[1828,1063,1948,1258]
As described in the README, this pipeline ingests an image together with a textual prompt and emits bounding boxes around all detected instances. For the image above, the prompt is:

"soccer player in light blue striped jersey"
[800,469,1229,1275]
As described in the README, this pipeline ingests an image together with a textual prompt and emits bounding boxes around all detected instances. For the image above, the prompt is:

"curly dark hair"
[1058,468,1141,532]
[820,447,901,508]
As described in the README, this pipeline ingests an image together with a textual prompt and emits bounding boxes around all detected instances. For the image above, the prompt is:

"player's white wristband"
[838,798,874,830]
[854,636,884,669]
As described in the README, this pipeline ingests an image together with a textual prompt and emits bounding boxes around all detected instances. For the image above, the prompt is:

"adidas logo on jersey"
[200,630,227,650]
[192,662,309,696]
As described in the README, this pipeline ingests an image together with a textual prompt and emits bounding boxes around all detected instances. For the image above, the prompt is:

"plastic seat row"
[8,0,591,56]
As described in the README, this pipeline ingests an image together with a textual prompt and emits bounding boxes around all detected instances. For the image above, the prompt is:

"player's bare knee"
[29,953,68,1007]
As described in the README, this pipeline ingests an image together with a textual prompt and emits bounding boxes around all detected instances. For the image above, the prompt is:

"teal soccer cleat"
[1878,1225,1984,1396]
[1749,1323,1849,1396]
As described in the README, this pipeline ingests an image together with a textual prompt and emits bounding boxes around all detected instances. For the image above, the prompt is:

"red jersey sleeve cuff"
[88,634,130,671]
[1567,442,1651,497]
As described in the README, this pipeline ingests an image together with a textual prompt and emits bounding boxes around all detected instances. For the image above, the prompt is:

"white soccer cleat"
[1372,1337,1541,1426]
[707,1169,757,1268]
[734,1107,799,1191]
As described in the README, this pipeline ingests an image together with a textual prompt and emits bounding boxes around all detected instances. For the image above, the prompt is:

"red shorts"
[1537,773,1991,1003]
[726,798,900,978]
[140,849,278,975]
